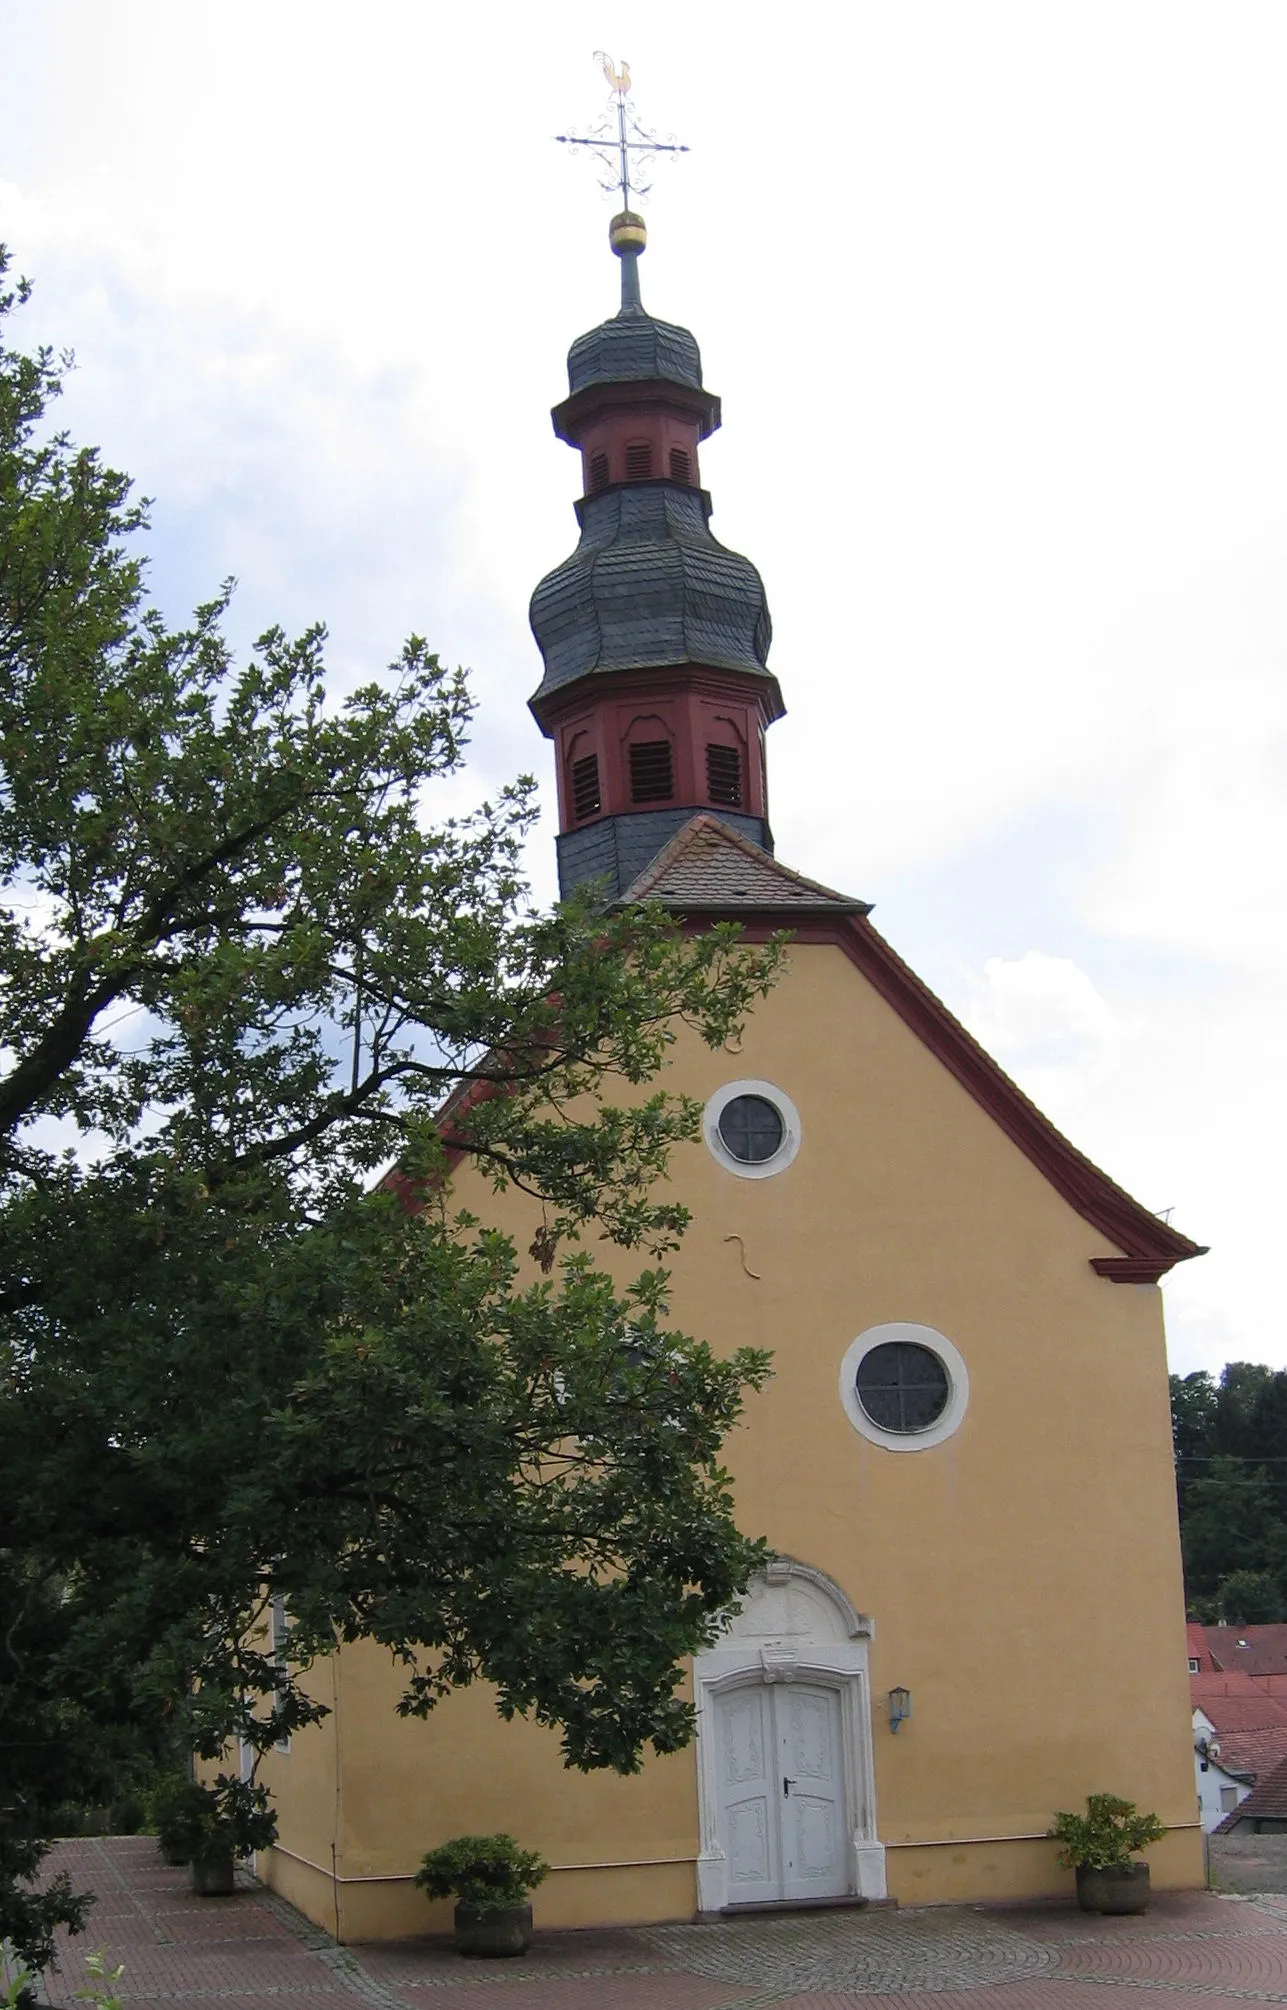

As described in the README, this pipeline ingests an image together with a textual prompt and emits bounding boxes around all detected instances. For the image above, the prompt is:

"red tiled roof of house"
[1201,1624,1287,1677]
[1187,1622,1213,1671]
[1190,1669,1287,1732]
[1215,1749,1287,1831]
[1213,1726,1287,1782]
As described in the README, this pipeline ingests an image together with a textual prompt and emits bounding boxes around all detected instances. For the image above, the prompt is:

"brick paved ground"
[29,1837,1287,2010]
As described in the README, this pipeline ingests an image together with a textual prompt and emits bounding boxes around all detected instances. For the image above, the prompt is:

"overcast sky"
[2,2,1284,1377]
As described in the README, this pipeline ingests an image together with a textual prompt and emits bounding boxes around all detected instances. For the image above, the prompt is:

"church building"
[259,203,1206,1938]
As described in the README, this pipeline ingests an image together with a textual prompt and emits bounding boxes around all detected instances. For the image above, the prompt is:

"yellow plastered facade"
[259,940,1202,1933]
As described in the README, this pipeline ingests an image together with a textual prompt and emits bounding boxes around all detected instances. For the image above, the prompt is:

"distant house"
[1215,1751,1287,1835]
[1189,1662,1287,1830]
[1192,1705,1253,1831]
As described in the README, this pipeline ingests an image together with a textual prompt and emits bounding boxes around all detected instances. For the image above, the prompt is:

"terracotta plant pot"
[191,1852,236,1896]
[1075,1862,1151,1914]
[452,1901,533,1957]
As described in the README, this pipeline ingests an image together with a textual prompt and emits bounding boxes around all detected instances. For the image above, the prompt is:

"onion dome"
[529,485,774,706]
[565,210,702,395]
[566,306,702,397]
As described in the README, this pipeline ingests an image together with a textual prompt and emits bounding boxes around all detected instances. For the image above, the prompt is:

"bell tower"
[529,205,785,901]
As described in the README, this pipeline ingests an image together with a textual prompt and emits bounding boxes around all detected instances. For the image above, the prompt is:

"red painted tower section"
[529,212,782,901]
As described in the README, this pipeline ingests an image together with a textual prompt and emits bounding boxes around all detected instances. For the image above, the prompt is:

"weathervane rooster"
[556,54,688,210]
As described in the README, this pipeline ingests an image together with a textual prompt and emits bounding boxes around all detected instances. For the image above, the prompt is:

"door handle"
[783,1776,796,1797]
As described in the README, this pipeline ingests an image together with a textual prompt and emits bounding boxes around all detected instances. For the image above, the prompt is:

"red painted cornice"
[530,662,786,736]
[680,908,1206,1285]
[552,377,721,446]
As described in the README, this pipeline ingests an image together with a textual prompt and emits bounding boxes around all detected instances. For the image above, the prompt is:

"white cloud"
[959,949,1286,1374]
[965,952,1126,1067]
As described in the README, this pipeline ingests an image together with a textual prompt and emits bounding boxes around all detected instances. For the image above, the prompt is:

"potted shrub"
[149,1776,207,1867]
[414,1834,549,1957]
[1050,1793,1166,1914]
[157,1776,278,1895]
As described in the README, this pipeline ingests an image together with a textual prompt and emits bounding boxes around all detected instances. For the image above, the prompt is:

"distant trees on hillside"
[1171,1364,1287,1623]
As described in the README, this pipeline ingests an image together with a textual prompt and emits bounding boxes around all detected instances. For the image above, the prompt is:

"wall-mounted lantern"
[889,1686,912,1733]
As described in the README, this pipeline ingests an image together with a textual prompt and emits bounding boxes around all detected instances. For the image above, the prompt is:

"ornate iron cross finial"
[556,54,689,209]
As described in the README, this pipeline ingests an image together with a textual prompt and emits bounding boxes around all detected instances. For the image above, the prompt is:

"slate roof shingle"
[529,486,774,707]
[621,814,871,913]
[567,304,704,397]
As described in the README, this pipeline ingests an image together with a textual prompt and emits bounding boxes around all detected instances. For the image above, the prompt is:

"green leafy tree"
[1214,1570,1286,1626]
[1171,1367,1287,1614]
[0,252,781,1974]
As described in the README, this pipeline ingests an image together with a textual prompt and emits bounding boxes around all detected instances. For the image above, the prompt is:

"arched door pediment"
[715,1557,872,1650]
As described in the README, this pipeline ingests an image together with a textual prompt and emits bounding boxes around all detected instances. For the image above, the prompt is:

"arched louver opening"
[623,441,653,482]
[571,753,602,822]
[587,452,610,493]
[629,740,674,803]
[668,446,692,485]
[706,743,742,808]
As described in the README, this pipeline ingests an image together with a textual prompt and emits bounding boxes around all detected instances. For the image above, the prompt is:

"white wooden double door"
[714,1680,849,1905]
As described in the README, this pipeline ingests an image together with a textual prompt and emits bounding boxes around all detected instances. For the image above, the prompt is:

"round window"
[702,1080,801,1180]
[839,1323,969,1452]
[717,1094,784,1165]
[855,1341,949,1434]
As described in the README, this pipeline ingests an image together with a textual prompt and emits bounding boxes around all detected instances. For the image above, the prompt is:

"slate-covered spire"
[529,212,784,902]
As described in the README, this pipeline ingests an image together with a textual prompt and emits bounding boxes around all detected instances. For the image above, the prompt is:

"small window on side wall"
[587,452,610,493]
[703,1079,801,1180]
[571,753,601,822]
[669,446,692,484]
[624,441,653,481]
[706,743,741,807]
[629,739,674,802]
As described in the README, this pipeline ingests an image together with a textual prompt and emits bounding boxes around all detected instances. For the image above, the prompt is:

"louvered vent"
[587,452,609,493]
[669,447,692,484]
[629,740,674,802]
[706,743,742,807]
[623,441,653,481]
[571,754,601,822]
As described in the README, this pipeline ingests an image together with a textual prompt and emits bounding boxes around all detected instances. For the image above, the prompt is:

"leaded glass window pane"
[855,1341,949,1433]
[717,1094,784,1164]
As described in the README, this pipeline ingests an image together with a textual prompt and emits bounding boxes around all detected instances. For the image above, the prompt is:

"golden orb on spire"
[609,210,647,256]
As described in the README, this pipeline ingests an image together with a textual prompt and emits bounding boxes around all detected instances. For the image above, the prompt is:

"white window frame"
[839,1322,970,1453]
[703,1079,801,1180]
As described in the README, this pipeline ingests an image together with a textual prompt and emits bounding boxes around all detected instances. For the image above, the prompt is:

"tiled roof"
[1215,1726,1287,1781]
[1215,1750,1287,1830]
[1201,1625,1287,1677]
[621,815,871,913]
[1190,1669,1287,1733]
[1187,1622,1213,1671]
